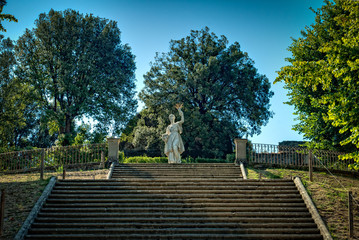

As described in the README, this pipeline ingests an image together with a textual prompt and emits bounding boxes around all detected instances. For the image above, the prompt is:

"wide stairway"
[24,163,324,239]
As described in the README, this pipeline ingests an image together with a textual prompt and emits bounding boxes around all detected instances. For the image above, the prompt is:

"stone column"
[234,138,247,164]
[107,137,121,164]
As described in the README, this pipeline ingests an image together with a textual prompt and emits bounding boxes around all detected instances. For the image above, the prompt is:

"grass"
[0,165,358,239]
[248,166,359,240]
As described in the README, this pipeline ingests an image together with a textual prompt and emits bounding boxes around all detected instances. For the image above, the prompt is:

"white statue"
[162,103,185,163]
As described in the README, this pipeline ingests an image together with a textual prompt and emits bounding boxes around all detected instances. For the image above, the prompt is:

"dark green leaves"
[137,27,273,158]
[15,9,137,145]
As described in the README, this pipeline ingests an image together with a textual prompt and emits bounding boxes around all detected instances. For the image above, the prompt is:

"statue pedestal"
[234,138,247,165]
[107,137,120,164]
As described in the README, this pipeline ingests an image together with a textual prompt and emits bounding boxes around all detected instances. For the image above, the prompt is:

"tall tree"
[0,35,25,151]
[139,27,273,158]
[0,0,17,32]
[275,0,359,169]
[15,9,137,145]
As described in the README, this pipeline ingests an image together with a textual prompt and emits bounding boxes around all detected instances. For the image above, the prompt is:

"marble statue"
[162,104,185,163]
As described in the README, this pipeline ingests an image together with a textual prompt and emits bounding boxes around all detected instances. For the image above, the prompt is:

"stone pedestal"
[107,137,120,164]
[234,138,247,164]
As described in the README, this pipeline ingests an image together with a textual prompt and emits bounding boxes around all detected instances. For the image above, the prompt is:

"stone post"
[234,138,247,165]
[107,137,120,164]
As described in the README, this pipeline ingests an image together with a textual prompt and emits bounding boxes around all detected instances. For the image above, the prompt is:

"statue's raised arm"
[175,103,184,124]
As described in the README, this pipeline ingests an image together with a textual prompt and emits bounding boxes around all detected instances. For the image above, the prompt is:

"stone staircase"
[23,163,325,239]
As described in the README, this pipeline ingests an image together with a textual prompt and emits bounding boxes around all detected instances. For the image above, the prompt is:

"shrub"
[124,156,168,163]
[122,156,231,164]
[183,157,231,163]
[226,153,235,162]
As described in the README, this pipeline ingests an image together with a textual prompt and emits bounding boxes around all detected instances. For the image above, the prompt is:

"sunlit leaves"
[276,0,359,168]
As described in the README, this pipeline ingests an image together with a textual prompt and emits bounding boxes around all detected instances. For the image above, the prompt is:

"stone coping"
[293,176,333,240]
[14,176,57,240]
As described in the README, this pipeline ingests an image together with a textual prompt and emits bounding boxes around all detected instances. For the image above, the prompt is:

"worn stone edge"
[106,162,115,179]
[14,176,57,240]
[293,176,333,240]
[239,161,248,179]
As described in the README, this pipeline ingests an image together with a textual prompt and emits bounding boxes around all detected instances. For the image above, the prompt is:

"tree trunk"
[59,115,73,146]
[65,115,72,134]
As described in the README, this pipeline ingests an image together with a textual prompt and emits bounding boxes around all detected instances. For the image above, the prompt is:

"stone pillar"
[234,138,247,164]
[107,137,120,164]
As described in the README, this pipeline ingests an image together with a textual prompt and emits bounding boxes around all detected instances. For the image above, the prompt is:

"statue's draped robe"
[164,123,185,163]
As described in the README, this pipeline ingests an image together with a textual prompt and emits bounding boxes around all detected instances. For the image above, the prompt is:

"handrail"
[0,143,107,173]
[248,143,352,172]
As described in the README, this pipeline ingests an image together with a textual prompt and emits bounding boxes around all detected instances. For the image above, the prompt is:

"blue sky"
[2,0,325,145]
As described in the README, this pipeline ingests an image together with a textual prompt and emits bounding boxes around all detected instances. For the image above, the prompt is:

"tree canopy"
[15,9,137,145]
[0,36,23,151]
[136,27,273,158]
[0,0,18,32]
[275,0,359,169]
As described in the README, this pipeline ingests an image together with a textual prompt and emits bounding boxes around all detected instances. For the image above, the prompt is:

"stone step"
[25,233,323,240]
[111,170,240,172]
[37,211,312,218]
[28,227,321,235]
[52,185,297,190]
[110,173,241,177]
[112,167,241,170]
[111,164,243,179]
[31,222,318,229]
[40,206,309,213]
[45,197,305,204]
[50,189,300,195]
[115,163,235,167]
[112,169,241,172]
[34,216,317,224]
[110,173,242,177]
[44,202,307,208]
[56,179,295,186]
[111,174,245,179]
[48,193,302,199]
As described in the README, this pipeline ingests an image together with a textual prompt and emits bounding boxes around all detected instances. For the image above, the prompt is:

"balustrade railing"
[248,143,353,171]
[0,143,107,173]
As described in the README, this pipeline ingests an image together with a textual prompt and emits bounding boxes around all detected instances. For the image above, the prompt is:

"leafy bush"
[124,156,168,163]
[122,156,231,164]
[226,153,235,162]
[183,157,231,163]
[119,151,125,162]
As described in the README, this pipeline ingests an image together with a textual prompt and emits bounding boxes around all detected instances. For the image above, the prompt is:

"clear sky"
[2,0,325,145]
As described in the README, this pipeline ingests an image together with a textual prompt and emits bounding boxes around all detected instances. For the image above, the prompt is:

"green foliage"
[131,108,164,150]
[226,153,236,162]
[72,124,91,146]
[122,155,231,164]
[118,151,125,162]
[0,0,18,32]
[55,165,64,173]
[0,36,32,152]
[15,9,137,146]
[183,157,231,163]
[137,27,273,158]
[275,0,359,168]
[124,156,168,163]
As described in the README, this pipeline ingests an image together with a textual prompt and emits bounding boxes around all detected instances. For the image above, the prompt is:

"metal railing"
[0,143,107,173]
[248,143,353,171]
